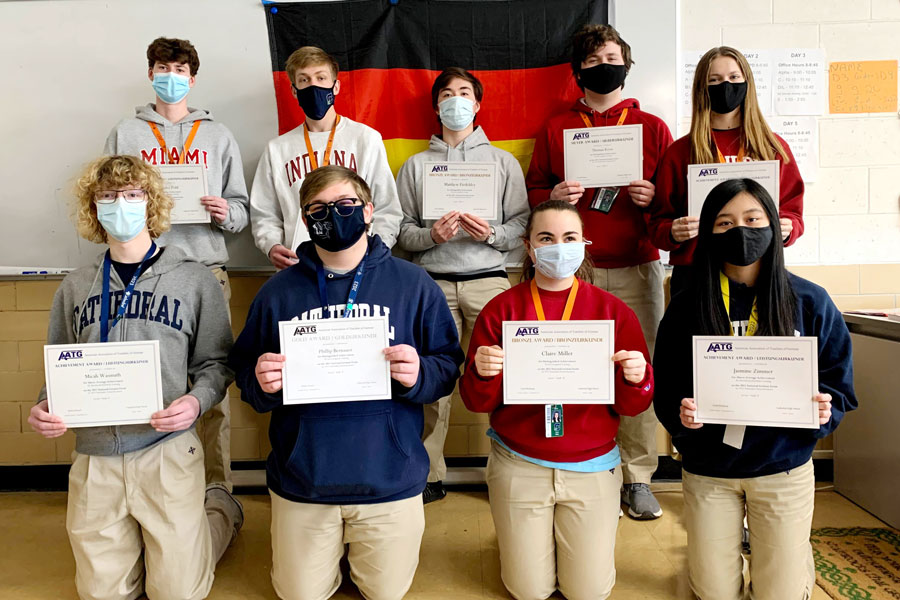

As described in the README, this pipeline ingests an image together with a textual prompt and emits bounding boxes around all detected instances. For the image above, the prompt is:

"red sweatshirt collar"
[571,97,640,117]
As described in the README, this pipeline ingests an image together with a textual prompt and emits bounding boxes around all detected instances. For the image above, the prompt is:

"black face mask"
[712,226,774,267]
[578,63,627,95]
[294,83,335,121]
[307,205,367,252]
[708,81,747,114]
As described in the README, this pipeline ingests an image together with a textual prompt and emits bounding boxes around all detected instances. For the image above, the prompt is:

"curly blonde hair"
[73,155,173,243]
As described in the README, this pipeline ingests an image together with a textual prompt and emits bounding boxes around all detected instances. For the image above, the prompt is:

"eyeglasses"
[95,189,146,204]
[304,198,363,221]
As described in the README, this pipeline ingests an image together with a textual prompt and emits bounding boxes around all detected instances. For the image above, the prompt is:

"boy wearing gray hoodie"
[29,156,242,600]
[103,37,250,492]
[396,68,529,503]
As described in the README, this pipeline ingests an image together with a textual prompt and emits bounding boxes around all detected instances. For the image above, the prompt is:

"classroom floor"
[0,485,886,599]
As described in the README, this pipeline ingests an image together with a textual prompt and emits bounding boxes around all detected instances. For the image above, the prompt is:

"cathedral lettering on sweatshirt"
[139,147,210,167]
[284,150,359,187]
[73,291,186,335]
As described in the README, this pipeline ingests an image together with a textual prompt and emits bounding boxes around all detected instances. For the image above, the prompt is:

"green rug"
[812,527,900,600]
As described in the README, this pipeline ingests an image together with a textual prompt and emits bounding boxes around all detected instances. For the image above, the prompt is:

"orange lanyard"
[579,107,628,128]
[147,121,201,165]
[714,132,746,163]
[530,278,579,321]
[304,114,341,170]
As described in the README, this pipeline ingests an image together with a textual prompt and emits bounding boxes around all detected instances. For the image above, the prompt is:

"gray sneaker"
[621,483,663,520]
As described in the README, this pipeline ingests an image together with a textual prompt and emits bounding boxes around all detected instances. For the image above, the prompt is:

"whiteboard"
[0,0,678,270]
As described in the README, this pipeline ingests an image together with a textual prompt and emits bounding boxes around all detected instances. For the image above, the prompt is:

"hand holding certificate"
[157,164,210,224]
[563,124,643,188]
[423,162,498,220]
[687,160,780,217]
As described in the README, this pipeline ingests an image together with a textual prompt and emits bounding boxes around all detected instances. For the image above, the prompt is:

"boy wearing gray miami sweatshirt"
[396,68,529,503]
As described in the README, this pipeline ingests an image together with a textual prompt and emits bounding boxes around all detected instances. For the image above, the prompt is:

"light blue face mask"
[151,72,191,104]
[533,242,590,279]
[97,199,147,242]
[438,96,475,131]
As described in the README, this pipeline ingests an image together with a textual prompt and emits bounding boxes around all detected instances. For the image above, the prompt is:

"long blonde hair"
[689,47,790,165]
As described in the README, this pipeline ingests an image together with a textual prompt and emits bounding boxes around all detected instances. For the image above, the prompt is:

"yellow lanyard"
[304,114,341,170]
[579,107,628,129]
[147,121,201,165]
[530,278,579,321]
[720,272,758,336]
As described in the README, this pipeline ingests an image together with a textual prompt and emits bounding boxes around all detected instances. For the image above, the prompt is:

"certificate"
[502,320,615,405]
[692,336,819,429]
[563,124,643,188]
[422,162,498,220]
[687,160,780,217]
[157,164,210,224]
[43,341,164,427]
[279,316,392,404]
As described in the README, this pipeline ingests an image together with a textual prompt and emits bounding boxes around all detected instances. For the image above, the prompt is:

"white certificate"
[157,164,210,224]
[563,124,643,188]
[502,320,615,405]
[279,316,391,404]
[422,162,498,220]
[43,341,164,428]
[687,160,780,217]
[692,336,819,429]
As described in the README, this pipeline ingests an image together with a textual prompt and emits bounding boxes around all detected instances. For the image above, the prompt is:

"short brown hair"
[285,46,340,86]
[431,67,484,109]
[299,166,372,210]
[570,24,633,75]
[147,37,200,76]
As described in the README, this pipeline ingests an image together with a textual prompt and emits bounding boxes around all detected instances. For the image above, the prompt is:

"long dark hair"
[692,178,796,336]
[520,200,594,284]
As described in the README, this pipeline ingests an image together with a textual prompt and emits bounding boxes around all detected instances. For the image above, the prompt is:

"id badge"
[545,404,563,438]
[588,187,619,213]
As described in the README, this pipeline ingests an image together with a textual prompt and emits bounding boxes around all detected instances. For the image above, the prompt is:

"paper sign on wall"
[829,60,898,114]
[771,117,818,183]
[774,49,827,116]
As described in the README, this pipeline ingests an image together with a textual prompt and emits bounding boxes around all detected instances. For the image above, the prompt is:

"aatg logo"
[293,325,317,336]
[515,327,539,336]
[698,168,718,176]
[573,132,590,140]
[431,165,448,172]
[706,342,733,352]
[58,350,83,360]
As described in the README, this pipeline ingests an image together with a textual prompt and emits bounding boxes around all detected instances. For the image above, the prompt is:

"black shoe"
[423,481,447,504]
[741,526,751,555]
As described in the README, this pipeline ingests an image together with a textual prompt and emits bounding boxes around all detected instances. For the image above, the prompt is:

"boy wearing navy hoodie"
[230,165,463,600]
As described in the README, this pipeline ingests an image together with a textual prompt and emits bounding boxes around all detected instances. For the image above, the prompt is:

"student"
[28,155,242,600]
[526,24,673,520]
[459,200,653,600]
[649,46,804,296]
[396,67,529,503]
[230,165,463,600]
[104,36,249,491]
[653,178,856,600]
[250,46,403,269]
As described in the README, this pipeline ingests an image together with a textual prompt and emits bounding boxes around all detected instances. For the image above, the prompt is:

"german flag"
[263,0,608,175]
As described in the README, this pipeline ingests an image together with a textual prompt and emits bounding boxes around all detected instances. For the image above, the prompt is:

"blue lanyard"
[315,252,367,318]
[100,242,157,343]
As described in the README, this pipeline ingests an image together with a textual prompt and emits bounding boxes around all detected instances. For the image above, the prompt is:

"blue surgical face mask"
[533,242,589,279]
[151,72,191,104]
[438,96,475,131]
[295,83,336,121]
[97,199,147,243]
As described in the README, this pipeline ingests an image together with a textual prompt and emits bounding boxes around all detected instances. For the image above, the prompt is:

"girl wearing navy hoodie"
[229,165,463,600]
[459,200,653,600]
[653,178,856,600]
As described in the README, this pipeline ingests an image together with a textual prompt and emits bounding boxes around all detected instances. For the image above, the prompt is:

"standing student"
[28,155,242,600]
[231,166,463,600]
[649,46,805,296]
[460,200,653,600]
[250,46,403,269]
[104,36,249,492]
[526,24,673,520]
[653,178,855,600]
[396,67,529,503]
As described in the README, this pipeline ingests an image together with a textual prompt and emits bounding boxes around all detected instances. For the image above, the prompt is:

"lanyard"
[304,114,341,171]
[720,272,758,336]
[100,242,157,343]
[316,251,367,318]
[579,107,628,128]
[714,132,746,163]
[529,278,579,322]
[147,121,201,165]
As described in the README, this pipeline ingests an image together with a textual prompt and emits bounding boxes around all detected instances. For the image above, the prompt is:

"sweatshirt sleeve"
[186,270,235,416]
[217,129,250,234]
[249,144,286,257]
[525,124,557,207]
[611,305,654,417]
[458,300,504,413]
[228,290,284,413]
[811,295,857,439]
[366,133,403,249]
[776,136,805,247]
[647,144,685,252]
[491,154,529,251]
[37,282,79,404]
[396,158,437,253]
[652,298,696,442]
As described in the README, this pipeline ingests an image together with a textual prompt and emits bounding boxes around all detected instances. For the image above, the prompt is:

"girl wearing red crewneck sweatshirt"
[649,46,804,296]
[459,200,653,600]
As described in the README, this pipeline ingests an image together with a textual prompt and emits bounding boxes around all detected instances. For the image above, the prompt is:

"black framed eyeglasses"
[304,198,363,221]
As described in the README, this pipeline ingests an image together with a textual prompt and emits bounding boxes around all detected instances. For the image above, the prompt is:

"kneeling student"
[460,200,653,600]
[230,165,463,600]
[29,155,242,600]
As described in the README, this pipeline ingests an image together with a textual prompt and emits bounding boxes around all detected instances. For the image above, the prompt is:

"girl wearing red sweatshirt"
[459,200,653,600]
[649,46,804,295]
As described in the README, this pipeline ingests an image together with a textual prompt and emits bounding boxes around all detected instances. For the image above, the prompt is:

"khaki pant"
[195,267,232,490]
[683,460,816,600]
[593,261,664,485]
[66,430,235,600]
[269,491,425,600]
[486,442,622,600]
[424,276,510,481]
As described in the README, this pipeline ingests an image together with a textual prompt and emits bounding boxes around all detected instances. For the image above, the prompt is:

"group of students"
[25,22,857,600]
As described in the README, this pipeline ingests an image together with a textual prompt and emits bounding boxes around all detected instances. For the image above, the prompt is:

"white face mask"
[438,96,475,131]
[532,242,590,279]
